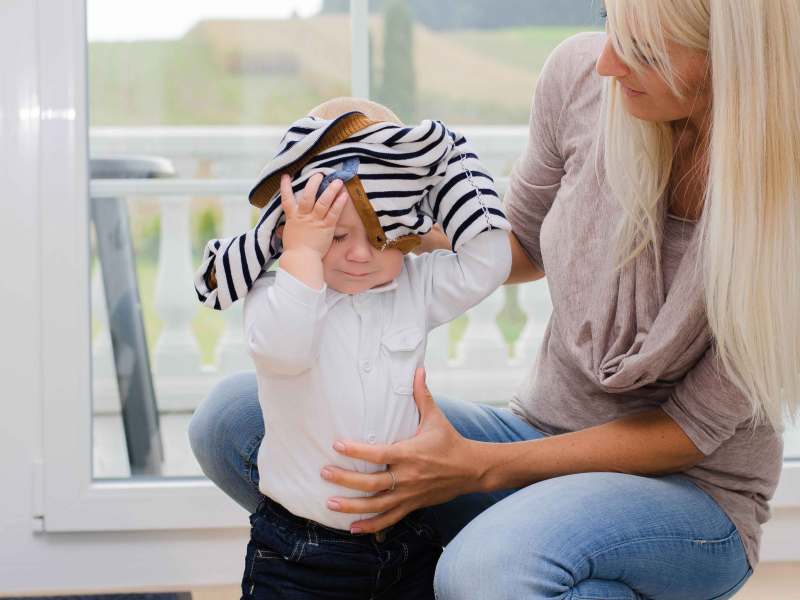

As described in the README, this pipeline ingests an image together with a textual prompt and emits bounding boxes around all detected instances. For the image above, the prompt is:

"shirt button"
[361,360,372,372]
[367,434,377,444]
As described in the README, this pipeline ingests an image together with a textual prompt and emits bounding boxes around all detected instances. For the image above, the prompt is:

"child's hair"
[307,96,403,124]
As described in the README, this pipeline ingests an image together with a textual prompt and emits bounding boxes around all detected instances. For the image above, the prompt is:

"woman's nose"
[596,39,631,78]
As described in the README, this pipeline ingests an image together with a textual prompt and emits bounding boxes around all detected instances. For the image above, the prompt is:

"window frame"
[39,0,800,552]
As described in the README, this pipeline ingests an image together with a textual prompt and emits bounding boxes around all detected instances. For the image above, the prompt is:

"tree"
[321,0,601,29]
[378,0,416,122]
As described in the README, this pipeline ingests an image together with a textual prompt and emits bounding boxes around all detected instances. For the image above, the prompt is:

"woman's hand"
[412,223,451,254]
[320,368,485,533]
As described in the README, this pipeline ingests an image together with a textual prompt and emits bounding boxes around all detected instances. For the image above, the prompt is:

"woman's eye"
[332,234,347,243]
[633,44,656,66]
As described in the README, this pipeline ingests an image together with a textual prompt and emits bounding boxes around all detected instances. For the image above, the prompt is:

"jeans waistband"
[255,494,426,544]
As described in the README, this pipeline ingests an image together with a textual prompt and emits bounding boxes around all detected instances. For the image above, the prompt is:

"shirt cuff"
[275,267,327,307]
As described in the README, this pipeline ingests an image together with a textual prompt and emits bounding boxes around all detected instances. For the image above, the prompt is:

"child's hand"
[279,173,349,257]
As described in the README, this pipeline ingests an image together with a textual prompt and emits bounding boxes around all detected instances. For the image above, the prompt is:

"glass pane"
[366,0,604,125]
[87,0,331,479]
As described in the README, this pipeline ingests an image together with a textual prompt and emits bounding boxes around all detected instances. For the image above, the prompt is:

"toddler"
[194,98,512,599]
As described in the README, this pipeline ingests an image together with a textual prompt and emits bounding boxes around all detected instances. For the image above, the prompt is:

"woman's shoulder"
[546,31,606,71]
[539,31,606,97]
[533,32,606,152]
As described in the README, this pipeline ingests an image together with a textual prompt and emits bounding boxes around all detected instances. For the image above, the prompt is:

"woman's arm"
[322,368,705,533]
[472,406,705,492]
[505,231,545,285]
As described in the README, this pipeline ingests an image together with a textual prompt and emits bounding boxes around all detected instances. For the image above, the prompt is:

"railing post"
[453,287,509,368]
[214,193,254,373]
[513,281,552,367]
[153,193,202,376]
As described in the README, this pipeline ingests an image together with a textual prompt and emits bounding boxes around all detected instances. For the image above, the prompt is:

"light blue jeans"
[188,372,753,599]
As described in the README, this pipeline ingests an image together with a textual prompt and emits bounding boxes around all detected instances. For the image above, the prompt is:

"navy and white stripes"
[194,115,511,310]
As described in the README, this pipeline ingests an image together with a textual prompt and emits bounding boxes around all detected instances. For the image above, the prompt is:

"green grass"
[89,22,596,126]
[447,26,601,73]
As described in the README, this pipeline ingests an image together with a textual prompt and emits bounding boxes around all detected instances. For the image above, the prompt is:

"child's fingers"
[298,173,324,214]
[323,191,350,226]
[278,175,296,218]
[312,178,343,219]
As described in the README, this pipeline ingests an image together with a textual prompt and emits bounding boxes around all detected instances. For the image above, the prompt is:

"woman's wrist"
[463,438,501,494]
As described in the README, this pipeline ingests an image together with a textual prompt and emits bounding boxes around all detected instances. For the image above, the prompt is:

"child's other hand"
[279,173,349,257]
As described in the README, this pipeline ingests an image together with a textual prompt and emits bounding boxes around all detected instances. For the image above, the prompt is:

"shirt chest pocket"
[380,327,424,395]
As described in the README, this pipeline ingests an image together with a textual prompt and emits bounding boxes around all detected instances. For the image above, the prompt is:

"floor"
[188,562,800,599]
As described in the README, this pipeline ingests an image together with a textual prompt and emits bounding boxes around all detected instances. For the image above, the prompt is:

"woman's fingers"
[412,367,436,423]
[332,439,399,464]
[348,505,410,534]
[320,465,394,493]
[326,490,399,515]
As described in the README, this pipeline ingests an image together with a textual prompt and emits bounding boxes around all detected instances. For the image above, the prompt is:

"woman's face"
[595,34,711,126]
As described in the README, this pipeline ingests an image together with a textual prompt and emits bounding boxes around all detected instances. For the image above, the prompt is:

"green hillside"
[89,15,596,126]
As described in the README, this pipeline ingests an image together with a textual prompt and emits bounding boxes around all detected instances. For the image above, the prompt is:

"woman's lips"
[621,82,645,97]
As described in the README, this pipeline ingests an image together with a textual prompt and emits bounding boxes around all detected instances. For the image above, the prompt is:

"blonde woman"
[188,1,798,597]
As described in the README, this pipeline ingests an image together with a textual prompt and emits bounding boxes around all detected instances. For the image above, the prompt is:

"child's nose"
[346,237,374,262]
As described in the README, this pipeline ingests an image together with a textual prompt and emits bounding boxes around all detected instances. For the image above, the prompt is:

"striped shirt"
[193,116,511,310]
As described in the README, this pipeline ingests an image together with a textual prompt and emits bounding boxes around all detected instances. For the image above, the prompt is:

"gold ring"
[387,469,397,492]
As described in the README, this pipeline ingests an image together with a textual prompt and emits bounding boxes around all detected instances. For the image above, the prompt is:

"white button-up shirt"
[243,229,511,529]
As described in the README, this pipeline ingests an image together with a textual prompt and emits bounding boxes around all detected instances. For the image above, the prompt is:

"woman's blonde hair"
[603,0,800,431]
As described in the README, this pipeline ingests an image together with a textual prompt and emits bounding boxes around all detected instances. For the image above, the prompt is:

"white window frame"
[39,0,800,559]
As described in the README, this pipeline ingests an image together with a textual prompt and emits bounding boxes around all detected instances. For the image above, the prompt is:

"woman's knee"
[187,370,261,470]
[433,532,567,600]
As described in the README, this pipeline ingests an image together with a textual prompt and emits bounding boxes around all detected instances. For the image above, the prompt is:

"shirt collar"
[326,278,399,304]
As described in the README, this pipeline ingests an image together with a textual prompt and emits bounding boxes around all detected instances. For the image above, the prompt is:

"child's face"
[322,192,404,294]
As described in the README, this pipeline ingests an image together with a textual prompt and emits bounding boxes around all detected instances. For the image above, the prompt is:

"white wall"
[0,1,249,595]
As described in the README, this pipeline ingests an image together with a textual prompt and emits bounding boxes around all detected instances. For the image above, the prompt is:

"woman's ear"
[275,224,284,240]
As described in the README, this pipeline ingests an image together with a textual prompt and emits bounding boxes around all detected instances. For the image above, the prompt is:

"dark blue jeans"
[242,495,442,599]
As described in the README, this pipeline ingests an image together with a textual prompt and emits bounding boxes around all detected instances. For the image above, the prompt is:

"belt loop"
[306,520,319,546]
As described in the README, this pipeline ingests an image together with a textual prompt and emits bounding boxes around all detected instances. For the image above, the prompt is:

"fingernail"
[327,499,341,510]
[350,527,362,534]
[333,441,346,452]
[321,468,333,480]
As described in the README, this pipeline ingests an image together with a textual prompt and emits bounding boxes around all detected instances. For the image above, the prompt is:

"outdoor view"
[86,0,798,481]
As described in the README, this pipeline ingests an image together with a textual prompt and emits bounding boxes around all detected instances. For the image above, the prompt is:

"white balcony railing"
[88,126,552,477]
[87,127,800,480]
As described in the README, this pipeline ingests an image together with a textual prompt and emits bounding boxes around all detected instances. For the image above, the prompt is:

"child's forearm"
[279,248,325,291]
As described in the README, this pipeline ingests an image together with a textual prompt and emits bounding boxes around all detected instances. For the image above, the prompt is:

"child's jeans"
[243,495,441,599]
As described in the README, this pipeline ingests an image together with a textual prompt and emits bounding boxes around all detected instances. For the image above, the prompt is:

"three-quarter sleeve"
[660,346,758,456]
[502,38,573,272]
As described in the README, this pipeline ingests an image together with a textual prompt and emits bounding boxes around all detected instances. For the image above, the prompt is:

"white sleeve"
[408,228,512,332]
[243,267,328,375]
